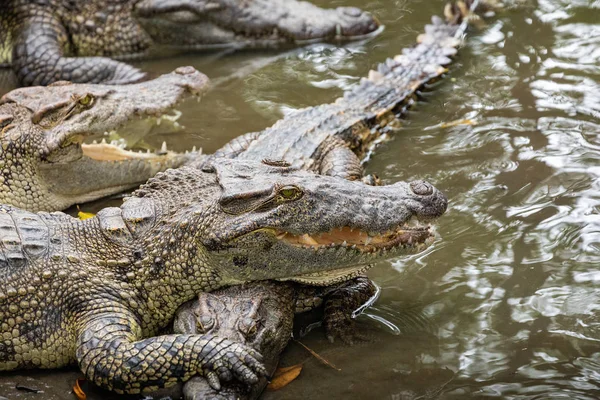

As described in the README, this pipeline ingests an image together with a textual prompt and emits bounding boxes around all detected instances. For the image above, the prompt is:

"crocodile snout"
[409,180,448,220]
[409,180,434,196]
[334,7,381,38]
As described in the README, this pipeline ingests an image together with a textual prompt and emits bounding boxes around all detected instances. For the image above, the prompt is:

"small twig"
[293,339,342,371]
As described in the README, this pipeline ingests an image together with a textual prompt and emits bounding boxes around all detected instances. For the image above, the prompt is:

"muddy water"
[2,0,600,398]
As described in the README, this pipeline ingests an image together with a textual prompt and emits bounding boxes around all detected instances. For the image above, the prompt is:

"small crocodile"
[206,0,492,181]
[0,156,447,394]
[0,66,208,212]
[1,0,380,86]
[167,278,377,400]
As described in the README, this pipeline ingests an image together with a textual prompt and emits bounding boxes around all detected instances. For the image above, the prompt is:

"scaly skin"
[0,158,446,394]
[0,66,208,212]
[166,278,376,400]
[176,2,491,398]
[0,0,380,86]
[205,0,490,182]
[175,282,297,399]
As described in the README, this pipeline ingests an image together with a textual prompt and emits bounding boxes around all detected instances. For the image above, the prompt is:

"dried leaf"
[77,206,95,220]
[293,339,341,371]
[267,364,302,391]
[73,378,87,400]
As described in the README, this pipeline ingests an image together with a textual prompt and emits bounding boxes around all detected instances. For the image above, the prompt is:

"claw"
[217,367,233,382]
[236,364,259,384]
[206,370,221,391]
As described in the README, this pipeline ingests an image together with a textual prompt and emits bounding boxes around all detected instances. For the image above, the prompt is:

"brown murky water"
[2,0,600,398]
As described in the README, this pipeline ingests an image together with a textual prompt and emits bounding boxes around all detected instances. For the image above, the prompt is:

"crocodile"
[173,281,298,400]
[175,1,490,398]
[0,156,447,394]
[166,277,377,400]
[0,66,208,212]
[0,0,380,87]
[204,0,492,182]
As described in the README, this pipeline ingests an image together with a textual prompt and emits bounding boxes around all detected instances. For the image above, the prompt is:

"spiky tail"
[338,0,498,158]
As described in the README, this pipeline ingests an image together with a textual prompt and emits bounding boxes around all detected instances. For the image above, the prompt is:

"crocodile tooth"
[161,141,167,152]
[101,138,107,144]
[342,240,347,247]
[192,146,197,152]
[299,234,318,246]
[92,140,97,144]
[365,236,372,246]
[336,24,342,37]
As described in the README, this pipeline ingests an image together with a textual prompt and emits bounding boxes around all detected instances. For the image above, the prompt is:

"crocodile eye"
[197,315,214,332]
[238,317,258,338]
[278,186,302,201]
[78,94,94,107]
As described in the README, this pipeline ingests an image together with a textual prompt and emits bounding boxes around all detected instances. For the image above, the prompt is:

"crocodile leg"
[319,144,364,181]
[12,14,146,86]
[296,276,378,344]
[76,310,267,394]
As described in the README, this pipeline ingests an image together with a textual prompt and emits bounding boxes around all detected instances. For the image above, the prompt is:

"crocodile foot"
[200,338,267,391]
[324,310,372,345]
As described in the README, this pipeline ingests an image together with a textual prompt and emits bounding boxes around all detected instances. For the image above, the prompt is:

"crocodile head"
[0,67,209,212]
[174,282,294,351]
[133,0,381,49]
[137,159,446,287]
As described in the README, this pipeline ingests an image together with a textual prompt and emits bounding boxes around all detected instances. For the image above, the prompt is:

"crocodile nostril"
[410,181,433,196]
[338,6,363,18]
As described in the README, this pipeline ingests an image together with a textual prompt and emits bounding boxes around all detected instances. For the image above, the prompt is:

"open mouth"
[272,218,434,286]
[81,139,194,161]
[79,111,195,162]
[274,219,433,253]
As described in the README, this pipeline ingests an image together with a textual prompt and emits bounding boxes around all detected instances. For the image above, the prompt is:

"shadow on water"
[2,0,600,398]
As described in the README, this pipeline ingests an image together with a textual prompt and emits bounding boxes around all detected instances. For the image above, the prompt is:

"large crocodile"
[0,66,208,212]
[0,157,447,394]
[176,1,491,398]
[0,0,380,87]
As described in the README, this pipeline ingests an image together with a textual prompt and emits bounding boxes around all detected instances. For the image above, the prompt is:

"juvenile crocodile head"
[134,158,447,289]
[133,0,381,49]
[0,67,209,212]
[172,282,295,400]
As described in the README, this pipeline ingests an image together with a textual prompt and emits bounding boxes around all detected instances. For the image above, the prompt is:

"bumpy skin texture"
[0,0,380,86]
[205,1,482,181]
[169,278,376,400]
[0,157,446,394]
[176,3,486,397]
[175,282,297,400]
[0,66,208,212]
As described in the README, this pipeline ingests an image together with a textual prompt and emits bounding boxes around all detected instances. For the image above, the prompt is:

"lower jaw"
[277,264,373,286]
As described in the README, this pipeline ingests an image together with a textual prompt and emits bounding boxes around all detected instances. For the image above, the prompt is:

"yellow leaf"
[73,378,87,400]
[267,364,303,391]
[76,206,95,220]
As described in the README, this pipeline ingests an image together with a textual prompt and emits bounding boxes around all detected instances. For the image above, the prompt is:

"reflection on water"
[2,0,600,398]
